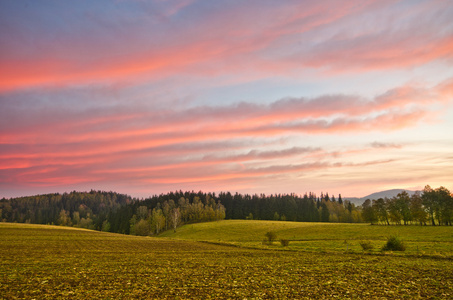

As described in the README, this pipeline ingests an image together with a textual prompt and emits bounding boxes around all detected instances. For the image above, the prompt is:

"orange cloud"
[1,78,448,167]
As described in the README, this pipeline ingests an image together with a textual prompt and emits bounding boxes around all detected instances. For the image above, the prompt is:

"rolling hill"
[345,189,418,206]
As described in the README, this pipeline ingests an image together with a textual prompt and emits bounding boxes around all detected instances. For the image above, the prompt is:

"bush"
[280,239,290,247]
[134,219,150,236]
[359,240,374,251]
[265,231,277,244]
[382,236,406,251]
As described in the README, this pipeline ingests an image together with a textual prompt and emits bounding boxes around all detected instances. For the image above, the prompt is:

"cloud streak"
[1,0,451,92]
[1,76,451,197]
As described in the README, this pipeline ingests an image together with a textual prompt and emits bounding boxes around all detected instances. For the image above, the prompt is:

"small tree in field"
[265,231,277,244]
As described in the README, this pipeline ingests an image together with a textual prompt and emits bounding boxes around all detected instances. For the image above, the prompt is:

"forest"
[218,191,361,222]
[1,185,451,236]
[0,190,226,235]
[0,190,360,235]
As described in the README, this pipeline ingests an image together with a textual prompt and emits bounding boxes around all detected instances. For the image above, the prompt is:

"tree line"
[361,186,453,225]
[3,185,449,234]
[0,190,131,229]
[1,190,363,234]
[217,191,362,223]
[0,190,226,235]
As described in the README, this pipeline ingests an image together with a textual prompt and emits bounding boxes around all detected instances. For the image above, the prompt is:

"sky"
[1,0,452,199]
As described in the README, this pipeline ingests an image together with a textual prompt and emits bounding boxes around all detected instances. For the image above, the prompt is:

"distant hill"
[345,189,418,206]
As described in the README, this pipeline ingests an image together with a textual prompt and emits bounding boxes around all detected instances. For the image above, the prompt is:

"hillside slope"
[345,189,418,205]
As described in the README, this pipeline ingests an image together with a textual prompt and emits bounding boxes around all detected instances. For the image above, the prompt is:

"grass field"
[161,220,453,257]
[1,222,453,299]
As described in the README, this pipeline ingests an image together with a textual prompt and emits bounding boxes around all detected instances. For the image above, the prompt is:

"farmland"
[1,222,453,299]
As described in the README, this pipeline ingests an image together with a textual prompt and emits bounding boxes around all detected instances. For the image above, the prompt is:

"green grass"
[1,222,453,299]
[161,220,453,256]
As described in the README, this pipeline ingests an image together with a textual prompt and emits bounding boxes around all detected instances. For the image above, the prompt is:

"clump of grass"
[280,239,290,247]
[382,236,406,251]
[359,240,374,251]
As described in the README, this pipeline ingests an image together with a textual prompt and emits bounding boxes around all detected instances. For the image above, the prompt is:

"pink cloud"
[1,0,452,197]
[0,0,422,93]
[1,78,448,161]
[296,34,453,72]
[0,76,450,196]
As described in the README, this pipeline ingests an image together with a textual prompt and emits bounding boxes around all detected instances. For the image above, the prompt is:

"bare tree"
[172,207,180,232]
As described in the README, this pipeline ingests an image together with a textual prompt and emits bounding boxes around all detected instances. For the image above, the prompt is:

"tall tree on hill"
[387,197,403,225]
[372,198,390,225]
[346,201,353,214]
[162,200,172,231]
[422,185,438,225]
[320,202,330,222]
[151,208,165,235]
[172,207,180,232]
[362,199,377,224]
[137,205,148,220]
[395,191,412,225]
[309,199,320,222]
[410,192,428,225]
[436,186,453,225]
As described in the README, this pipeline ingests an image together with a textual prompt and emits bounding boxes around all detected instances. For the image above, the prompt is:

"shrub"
[382,236,406,251]
[280,239,290,247]
[134,219,151,236]
[265,231,277,244]
[359,240,374,251]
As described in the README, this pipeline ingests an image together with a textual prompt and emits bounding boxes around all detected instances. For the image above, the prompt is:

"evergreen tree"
[320,202,329,222]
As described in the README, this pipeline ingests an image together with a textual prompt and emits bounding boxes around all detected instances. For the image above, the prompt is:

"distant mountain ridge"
[345,189,418,206]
